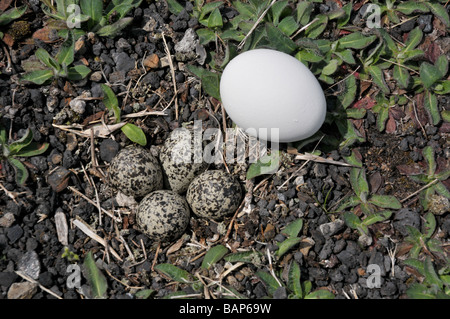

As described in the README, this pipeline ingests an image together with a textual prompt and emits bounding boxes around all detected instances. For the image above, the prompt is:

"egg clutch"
[108,49,327,243]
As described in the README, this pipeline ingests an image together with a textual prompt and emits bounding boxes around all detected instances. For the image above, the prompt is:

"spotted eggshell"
[137,190,190,242]
[159,128,208,194]
[108,145,163,198]
[186,170,242,220]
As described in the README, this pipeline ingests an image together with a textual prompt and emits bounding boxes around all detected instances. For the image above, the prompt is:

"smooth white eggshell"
[220,49,327,143]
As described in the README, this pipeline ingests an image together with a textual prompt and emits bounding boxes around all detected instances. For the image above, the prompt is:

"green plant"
[61,246,80,261]
[0,5,27,27]
[404,212,445,259]
[83,251,108,299]
[0,124,49,185]
[21,31,91,84]
[417,55,448,125]
[100,84,147,146]
[276,218,303,258]
[404,257,450,299]
[337,166,402,215]
[372,92,408,132]
[407,146,450,211]
[256,260,335,299]
[40,0,142,38]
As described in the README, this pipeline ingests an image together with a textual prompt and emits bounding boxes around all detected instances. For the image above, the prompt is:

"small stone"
[18,251,40,280]
[6,225,23,243]
[174,28,197,54]
[47,166,71,192]
[393,208,420,236]
[0,213,15,228]
[116,38,131,50]
[112,52,136,73]
[89,71,102,82]
[7,282,38,299]
[0,271,18,287]
[319,219,345,238]
[143,53,160,69]
[46,95,59,112]
[273,286,288,299]
[100,139,119,162]
[69,98,86,114]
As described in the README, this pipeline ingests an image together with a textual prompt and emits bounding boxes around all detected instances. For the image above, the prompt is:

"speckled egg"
[108,145,163,198]
[159,128,208,194]
[186,170,242,220]
[136,190,190,242]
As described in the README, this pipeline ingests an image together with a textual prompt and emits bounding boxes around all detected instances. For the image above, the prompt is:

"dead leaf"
[396,163,424,176]
[0,0,12,11]
[385,114,397,134]
[369,171,384,194]
[353,95,376,110]
[2,33,14,47]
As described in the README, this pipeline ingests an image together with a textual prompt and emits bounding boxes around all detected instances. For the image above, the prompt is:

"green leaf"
[322,59,339,76]
[362,211,392,226]
[337,74,356,109]
[296,1,312,25]
[403,27,423,53]
[420,63,442,89]
[403,258,425,275]
[67,65,91,81]
[281,219,303,238]
[207,8,223,29]
[423,257,443,289]
[336,195,361,212]
[435,182,450,199]
[154,264,193,283]
[255,271,281,296]
[199,1,224,21]
[100,84,121,123]
[335,49,356,65]
[270,0,289,25]
[435,81,450,95]
[56,31,74,67]
[196,28,216,45]
[201,245,228,269]
[278,16,299,37]
[35,48,60,70]
[434,55,448,79]
[368,65,389,94]
[276,237,302,258]
[337,1,352,28]
[201,72,221,101]
[406,283,437,299]
[368,195,401,209]
[80,0,104,30]
[343,212,367,235]
[338,32,376,49]
[166,0,184,15]
[405,225,423,243]
[8,128,34,155]
[0,5,28,26]
[393,65,411,89]
[396,2,429,15]
[422,146,436,176]
[423,212,436,239]
[337,119,365,149]
[305,14,328,39]
[121,123,147,146]
[97,17,133,37]
[83,251,108,299]
[265,22,297,54]
[224,250,263,264]
[15,142,49,157]
[7,157,29,185]
[287,261,302,298]
[135,289,155,299]
[246,151,280,180]
[343,150,363,168]
[424,2,450,27]
[346,108,366,119]
[305,289,334,299]
[350,168,369,201]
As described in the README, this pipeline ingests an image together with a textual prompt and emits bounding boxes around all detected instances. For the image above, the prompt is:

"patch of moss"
[8,20,31,41]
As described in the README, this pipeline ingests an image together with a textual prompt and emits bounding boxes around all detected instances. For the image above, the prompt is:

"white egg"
[220,49,327,143]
